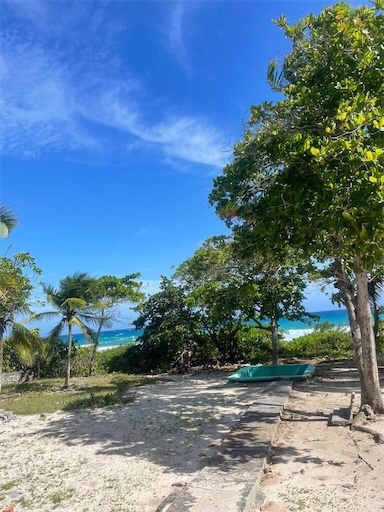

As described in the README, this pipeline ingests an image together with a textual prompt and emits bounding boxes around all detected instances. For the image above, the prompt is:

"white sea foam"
[282,329,314,341]
[282,326,351,341]
[97,345,121,352]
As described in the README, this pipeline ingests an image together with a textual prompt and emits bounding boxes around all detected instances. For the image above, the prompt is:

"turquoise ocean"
[67,309,355,350]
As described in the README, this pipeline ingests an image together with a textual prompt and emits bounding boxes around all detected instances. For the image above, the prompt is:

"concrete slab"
[157,381,292,512]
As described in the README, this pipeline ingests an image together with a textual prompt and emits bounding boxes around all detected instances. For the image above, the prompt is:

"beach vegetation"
[175,237,251,363]
[280,331,353,359]
[3,335,69,379]
[32,273,100,388]
[133,277,201,372]
[0,251,41,392]
[0,373,158,415]
[210,2,384,412]
[88,274,144,376]
[0,203,19,239]
[175,236,314,364]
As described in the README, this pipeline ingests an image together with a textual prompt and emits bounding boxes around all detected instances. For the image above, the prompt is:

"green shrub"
[237,326,273,364]
[95,343,143,373]
[279,330,353,359]
[2,337,68,378]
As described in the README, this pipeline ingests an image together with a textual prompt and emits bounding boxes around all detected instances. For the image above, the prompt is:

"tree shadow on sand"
[37,375,283,475]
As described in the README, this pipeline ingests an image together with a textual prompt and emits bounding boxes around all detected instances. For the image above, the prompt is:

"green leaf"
[310,147,320,156]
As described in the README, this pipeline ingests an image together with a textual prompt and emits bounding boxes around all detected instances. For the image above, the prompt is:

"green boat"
[228,363,316,382]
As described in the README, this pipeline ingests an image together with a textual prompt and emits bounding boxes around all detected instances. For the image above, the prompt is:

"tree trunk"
[89,316,103,377]
[335,258,384,412]
[64,323,72,388]
[37,359,41,380]
[355,268,384,413]
[271,319,279,366]
[0,328,4,393]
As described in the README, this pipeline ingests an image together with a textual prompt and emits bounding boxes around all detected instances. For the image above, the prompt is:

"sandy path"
[257,363,384,512]
[0,374,262,512]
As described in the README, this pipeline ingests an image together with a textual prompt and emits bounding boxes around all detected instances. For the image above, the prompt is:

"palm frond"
[46,320,65,341]
[61,297,88,310]
[369,275,384,303]
[70,316,96,341]
[29,311,62,323]
[267,58,294,92]
[0,203,19,238]
[7,323,41,366]
[76,312,110,327]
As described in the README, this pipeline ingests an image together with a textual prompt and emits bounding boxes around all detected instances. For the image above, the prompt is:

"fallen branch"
[357,453,374,470]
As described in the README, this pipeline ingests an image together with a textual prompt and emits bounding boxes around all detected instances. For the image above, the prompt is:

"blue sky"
[0,0,357,330]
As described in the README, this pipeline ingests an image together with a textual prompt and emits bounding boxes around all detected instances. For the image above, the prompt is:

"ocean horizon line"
[57,308,356,349]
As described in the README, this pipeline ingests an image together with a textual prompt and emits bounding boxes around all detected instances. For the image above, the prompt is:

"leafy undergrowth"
[0,374,163,415]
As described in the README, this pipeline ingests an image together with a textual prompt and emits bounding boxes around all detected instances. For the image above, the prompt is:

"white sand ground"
[0,374,261,512]
[3,365,384,512]
[257,363,384,512]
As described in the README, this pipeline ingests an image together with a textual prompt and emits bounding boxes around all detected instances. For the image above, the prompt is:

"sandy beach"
[0,373,262,512]
[2,364,384,512]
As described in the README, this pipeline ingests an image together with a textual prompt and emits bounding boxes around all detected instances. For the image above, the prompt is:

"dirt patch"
[257,361,384,512]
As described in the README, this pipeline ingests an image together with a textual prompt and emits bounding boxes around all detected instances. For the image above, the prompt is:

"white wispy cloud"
[3,0,48,25]
[87,88,227,167]
[167,2,190,73]
[0,1,227,168]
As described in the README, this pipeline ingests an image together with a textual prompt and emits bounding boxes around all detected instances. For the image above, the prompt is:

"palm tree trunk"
[271,318,279,366]
[0,327,4,393]
[64,323,72,388]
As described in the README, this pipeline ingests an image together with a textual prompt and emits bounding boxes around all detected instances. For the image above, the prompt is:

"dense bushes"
[3,321,383,380]
[279,330,353,359]
[237,326,273,364]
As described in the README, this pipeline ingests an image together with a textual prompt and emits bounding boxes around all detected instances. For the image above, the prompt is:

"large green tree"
[133,277,199,372]
[0,252,41,391]
[88,274,144,375]
[34,273,99,387]
[175,237,252,363]
[210,1,384,411]
[176,236,313,364]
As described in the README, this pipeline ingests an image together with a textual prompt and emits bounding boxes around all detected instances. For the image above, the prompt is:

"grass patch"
[50,488,75,507]
[0,480,19,492]
[0,374,162,415]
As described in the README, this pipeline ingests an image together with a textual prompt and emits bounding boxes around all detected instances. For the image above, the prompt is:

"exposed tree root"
[351,423,384,444]
[350,404,384,444]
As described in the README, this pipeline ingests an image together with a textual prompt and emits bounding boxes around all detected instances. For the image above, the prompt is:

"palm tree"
[8,326,57,380]
[0,204,19,238]
[34,273,99,387]
[368,272,384,346]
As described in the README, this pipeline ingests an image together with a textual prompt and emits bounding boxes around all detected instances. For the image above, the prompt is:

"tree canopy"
[210,1,384,411]
[211,1,384,267]
[0,252,41,391]
[175,236,313,364]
